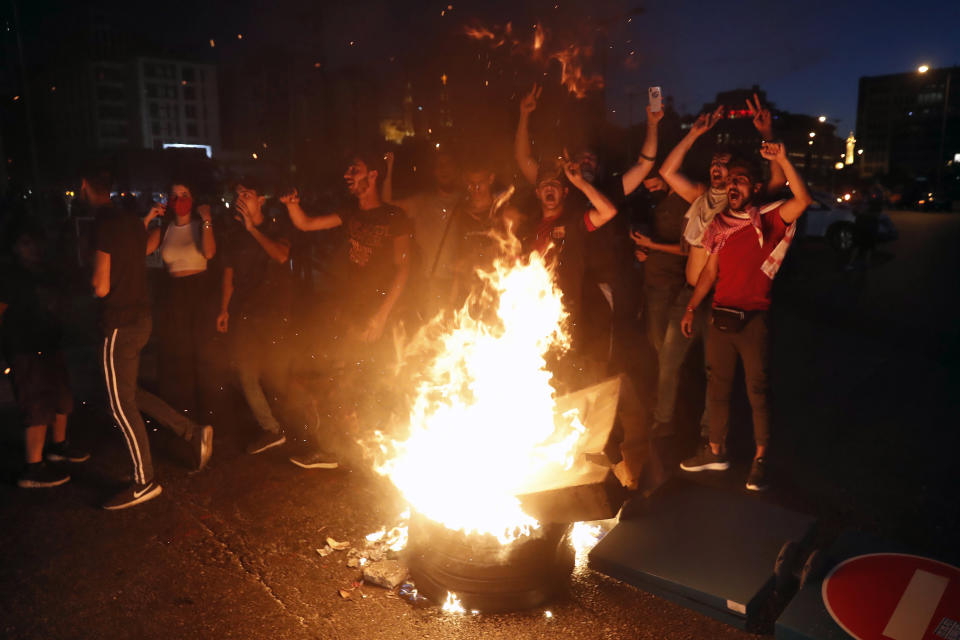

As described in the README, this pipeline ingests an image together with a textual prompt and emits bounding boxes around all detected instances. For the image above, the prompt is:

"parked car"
[799,191,897,251]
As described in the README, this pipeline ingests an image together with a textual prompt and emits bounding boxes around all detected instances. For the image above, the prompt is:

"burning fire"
[442,592,466,614]
[550,45,604,99]
[463,20,603,98]
[373,240,588,544]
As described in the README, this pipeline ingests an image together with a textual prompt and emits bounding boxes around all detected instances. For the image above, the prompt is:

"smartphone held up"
[648,86,662,113]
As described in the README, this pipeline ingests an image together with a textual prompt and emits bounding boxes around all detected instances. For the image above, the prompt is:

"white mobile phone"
[648,86,662,113]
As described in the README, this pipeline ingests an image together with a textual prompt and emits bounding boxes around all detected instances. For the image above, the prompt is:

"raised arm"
[279,189,343,232]
[143,202,164,229]
[622,106,663,196]
[745,93,787,195]
[146,227,162,255]
[660,106,723,203]
[760,143,812,223]
[381,151,396,203]
[514,84,542,185]
[197,205,216,259]
[565,162,617,228]
[144,203,164,254]
[235,198,290,263]
[251,226,290,263]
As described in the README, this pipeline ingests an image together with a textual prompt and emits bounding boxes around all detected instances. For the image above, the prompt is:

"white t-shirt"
[160,221,207,274]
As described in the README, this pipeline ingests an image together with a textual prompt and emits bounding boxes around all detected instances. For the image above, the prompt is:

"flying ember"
[463,20,603,98]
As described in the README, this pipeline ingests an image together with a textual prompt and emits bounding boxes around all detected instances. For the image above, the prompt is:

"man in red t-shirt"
[678,143,812,491]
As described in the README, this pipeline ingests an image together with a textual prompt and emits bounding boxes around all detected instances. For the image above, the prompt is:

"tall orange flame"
[370,235,589,544]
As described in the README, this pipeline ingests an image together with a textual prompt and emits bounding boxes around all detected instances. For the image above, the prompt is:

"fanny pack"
[711,306,755,333]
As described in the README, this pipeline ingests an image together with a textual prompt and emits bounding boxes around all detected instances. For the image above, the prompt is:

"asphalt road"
[1,210,957,639]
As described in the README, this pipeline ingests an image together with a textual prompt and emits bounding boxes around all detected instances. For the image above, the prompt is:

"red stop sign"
[822,553,960,640]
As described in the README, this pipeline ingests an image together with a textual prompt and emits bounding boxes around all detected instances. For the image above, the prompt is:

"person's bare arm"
[744,93,787,195]
[279,189,343,232]
[145,227,162,255]
[360,234,411,343]
[198,205,216,259]
[631,230,688,256]
[761,143,812,224]
[514,84,542,185]
[143,203,164,254]
[143,203,164,229]
[685,245,709,287]
[622,106,663,196]
[565,163,617,228]
[216,267,233,333]
[92,250,111,297]
[766,160,787,195]
[680,251,718,337]
[382,151,395,203]
[660,106,723,203]
[250,226,290,263]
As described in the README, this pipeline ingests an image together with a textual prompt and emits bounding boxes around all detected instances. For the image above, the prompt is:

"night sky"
[17,0,960,132]
[231,0,960,131]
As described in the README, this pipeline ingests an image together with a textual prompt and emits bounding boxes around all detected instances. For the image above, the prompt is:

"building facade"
[856,66,960,189]
[132,57,220,153]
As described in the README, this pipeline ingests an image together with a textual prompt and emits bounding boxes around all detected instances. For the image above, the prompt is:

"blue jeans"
[232,315,291,435]
[653,287,710,430]
[644,283,683,354]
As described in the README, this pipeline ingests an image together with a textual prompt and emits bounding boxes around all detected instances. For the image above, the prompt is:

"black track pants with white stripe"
[101,315,200,484]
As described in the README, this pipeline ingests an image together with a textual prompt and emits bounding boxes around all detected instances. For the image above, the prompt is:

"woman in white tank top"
[145,182,217,422]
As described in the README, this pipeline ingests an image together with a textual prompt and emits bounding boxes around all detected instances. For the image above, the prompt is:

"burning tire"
[406,512,574,612]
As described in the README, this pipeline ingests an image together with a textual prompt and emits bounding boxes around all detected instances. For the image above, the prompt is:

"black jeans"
[101,315,201,484]
[705,312,770,449]
[155,271,218,420]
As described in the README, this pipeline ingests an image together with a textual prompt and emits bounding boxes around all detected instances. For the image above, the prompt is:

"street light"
[818,115,827,123]
[918,64,929,73]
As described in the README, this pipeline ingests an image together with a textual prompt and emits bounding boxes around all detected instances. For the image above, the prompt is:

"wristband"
[639,151,655,162]
[685,306,695,313]
[202,220,213,230]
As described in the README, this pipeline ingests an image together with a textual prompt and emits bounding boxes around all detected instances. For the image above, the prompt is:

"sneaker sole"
[745,482,768,492]
[195,426,214,472]
[289,458,339,469]
[103,484,163,510]
[46,453,91,463]
[680,461,730,472]
[248,435,286,455]
[18,475,71,489]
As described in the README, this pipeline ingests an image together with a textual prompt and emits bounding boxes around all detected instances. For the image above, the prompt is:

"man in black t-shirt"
[87,166,212,510]
[514,85,664,379]
[216,177,294,456]
[631,176,690,353]
[1,225,85,489]
[280,152,412,470]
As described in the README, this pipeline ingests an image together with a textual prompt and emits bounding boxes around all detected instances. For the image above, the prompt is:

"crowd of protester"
[0,88,812,509]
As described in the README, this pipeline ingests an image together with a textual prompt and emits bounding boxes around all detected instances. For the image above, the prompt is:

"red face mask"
[173,196,193,217]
